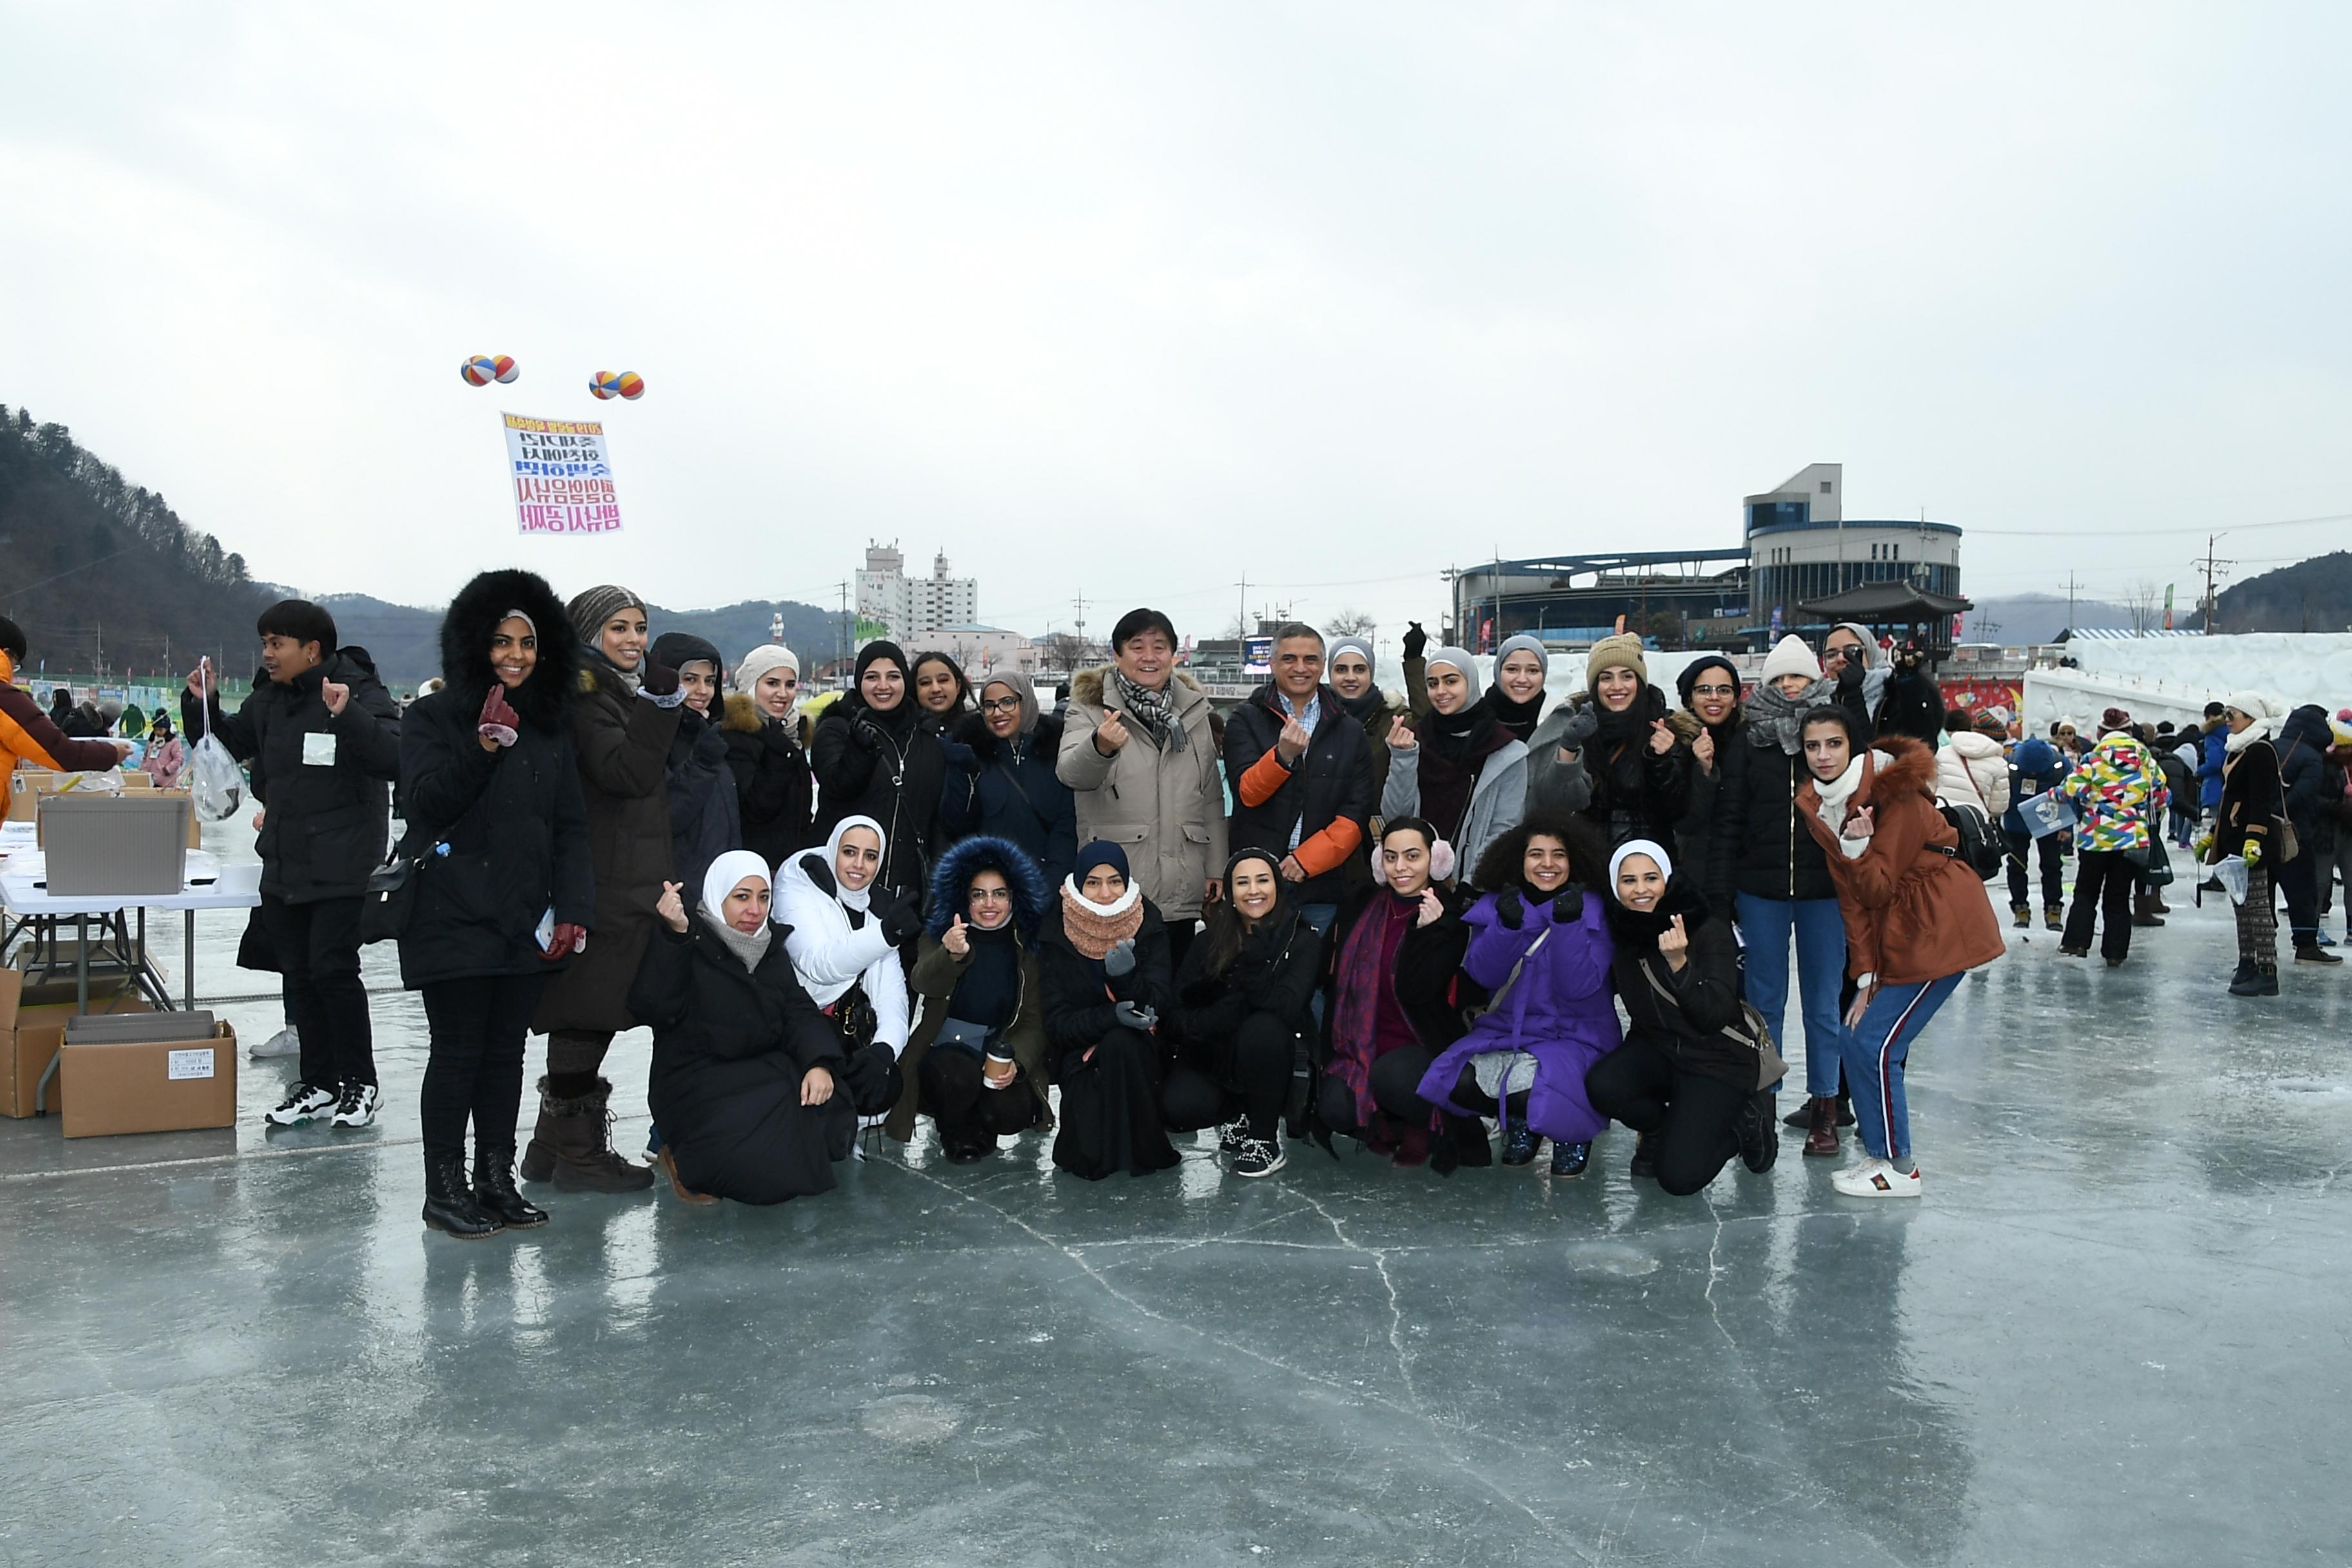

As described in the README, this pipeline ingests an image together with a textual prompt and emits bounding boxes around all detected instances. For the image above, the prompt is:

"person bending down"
[1585,839,1780,1196]
[888,836,1055,1161]
[631,852,853,1205]
[1164,848,1326,1179]
[1036,841,1181,1179]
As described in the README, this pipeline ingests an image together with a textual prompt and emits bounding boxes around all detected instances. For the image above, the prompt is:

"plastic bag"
[186,658,244,822]
[2214,855,2249,906]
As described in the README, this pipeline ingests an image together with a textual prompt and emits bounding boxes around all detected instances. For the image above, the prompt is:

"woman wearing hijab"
[1709,634,1850,1157]
[721,644,816,869]
[1164,848,1326,1178]
[2201,692,2288,995]
[1037,840,1181,1179]
[1527,633,1692,849]
[887,835,1054,1160]
[774,816,922,1124]
[1796,706,2004,1198]
[944,667,1077,891]
[1585,839,1781,1195]
[810,640,948,903]
[400,569,594,1239]
[630,852,852,1204]
[911,650,979,854]
[1382,647,1529,881]
[1375,817,1620,1179]
[525,584,685,1196]
[1666,652,1745,885]
[647,629,741,896]
[1484,634,1551,745]
[1319,818,1484,1170]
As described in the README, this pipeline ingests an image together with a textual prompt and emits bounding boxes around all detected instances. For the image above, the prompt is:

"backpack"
[1934,798,2003,881]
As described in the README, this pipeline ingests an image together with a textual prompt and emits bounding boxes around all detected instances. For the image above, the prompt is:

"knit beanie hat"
[736,644,799,692]
[1493,634,1549,681]
[2224,691,2277,723]
[854,640,910,685]
[1759,634,1822,685]
[1424,646,1482,704]
[1674,653,1741,708]
[2099,707,2133,734]
[0,614,23,663]
[1327,634,1375,672]
[1585,633,1647,690]
[566,584,644,643]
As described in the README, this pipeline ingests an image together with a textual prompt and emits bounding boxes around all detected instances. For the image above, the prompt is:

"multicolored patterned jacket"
[2059,732,2168,852]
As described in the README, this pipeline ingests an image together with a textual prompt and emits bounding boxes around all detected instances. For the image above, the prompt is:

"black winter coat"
[810,695,946,902]
[944,713,1079,892]
[665,706,740,893]
[1036,901,1176,1074]
[184,649,401,903]
[2212,739,2282,863]
[1322,883,1482,1056]
[1222,683,1377,904]
[2277,707,2331,842]
[1171,905,1326,1048]
[394,687,595,988]
[718,694,814,870]
[1709,732,1839,907]
[631,923,850,1205]
[1605,881,1759,1090]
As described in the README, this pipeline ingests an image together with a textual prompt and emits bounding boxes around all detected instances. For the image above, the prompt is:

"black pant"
[420,973,545,1161]
[2063,850,2136,961]
[260,892,373,1089]
[2277,841,2322,945]
[1367,1042,1528,1127]
[1163,919,1197,973]
[916,1048,1036,1150]
[2004,828,2064,911]
[1584,1037,1749,1197]
[1163,1010,1295,1138]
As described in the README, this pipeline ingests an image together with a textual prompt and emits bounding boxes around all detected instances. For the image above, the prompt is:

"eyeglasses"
[1690,683,1738,698]
[980,696,1023,714]
[970,887,1012,901]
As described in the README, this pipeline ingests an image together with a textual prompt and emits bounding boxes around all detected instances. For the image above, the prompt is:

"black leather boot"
[474,1143,549,1228]
[423,1153,504,1240]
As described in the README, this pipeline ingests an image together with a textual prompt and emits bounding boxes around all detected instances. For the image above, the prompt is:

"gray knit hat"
[565,584,644,643]
[1424,645,1482,704]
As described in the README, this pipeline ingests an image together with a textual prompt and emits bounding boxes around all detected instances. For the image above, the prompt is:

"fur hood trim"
[959,708,1065,761]
[928,835,1051,936]
[1867,733,1938,800]
[720,691,770,736]
[438,568,578,731]
[1068,665,1204,710]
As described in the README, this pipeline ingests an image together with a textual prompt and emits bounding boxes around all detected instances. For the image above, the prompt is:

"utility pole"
[2063,572,2082,634]
[832,579,852,683]
[1235,573,1249,643]
[2197,534,2234,635]
[1071,593,1090,655]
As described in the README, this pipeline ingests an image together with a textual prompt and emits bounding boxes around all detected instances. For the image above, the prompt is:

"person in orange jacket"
[0,615,133,776]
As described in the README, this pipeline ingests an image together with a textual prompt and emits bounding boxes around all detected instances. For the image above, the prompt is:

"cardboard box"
[20,778,201,850]
[59,1019,237,1137]
[0,968,153,1118]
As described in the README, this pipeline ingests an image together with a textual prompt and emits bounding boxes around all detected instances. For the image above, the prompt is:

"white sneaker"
[249,1027,302,1060]
[265,1082,337,1126]
[1831,1156,1922,1199]
[329,1083,381,1128]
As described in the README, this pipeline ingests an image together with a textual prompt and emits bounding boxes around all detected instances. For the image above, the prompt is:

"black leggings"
[1162,1010,1295,1138]
[916,1049,1037,1150]
[1367,1044,1528,1128]
[420,973,545,1161]
[1584,1035,1749,1197]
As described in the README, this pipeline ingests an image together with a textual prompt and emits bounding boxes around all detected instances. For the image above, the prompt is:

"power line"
[1963,509,2351,539]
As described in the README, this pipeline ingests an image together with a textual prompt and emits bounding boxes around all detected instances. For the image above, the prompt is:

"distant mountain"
[0,404,277,681]
[1961,593,2152,645]
[2200,551,2352,634]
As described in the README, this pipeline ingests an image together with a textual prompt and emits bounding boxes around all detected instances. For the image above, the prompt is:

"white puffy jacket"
[772,848,911,1055]
[1936,730,2012,817]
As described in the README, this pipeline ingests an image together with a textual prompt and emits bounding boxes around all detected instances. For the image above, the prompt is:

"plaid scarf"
[1111,669,1186,752]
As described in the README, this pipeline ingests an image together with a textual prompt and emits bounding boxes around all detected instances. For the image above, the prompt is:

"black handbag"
[360,840,436,945]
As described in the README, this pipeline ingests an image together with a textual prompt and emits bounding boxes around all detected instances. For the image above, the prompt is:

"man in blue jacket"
[2003,732,2070,930]
[2197,700,2230,890]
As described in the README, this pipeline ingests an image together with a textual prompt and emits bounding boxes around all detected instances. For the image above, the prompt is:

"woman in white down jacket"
[773,816,920,1123]
[1936,710,2011,817]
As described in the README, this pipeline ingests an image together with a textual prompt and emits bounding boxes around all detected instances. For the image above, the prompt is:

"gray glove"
[1102,937,1137,977]
[1112,1000,1158,1032]
[1554,705,1600,750]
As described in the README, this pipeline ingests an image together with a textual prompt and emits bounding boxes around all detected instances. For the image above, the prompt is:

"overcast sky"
[4,3,2346,654]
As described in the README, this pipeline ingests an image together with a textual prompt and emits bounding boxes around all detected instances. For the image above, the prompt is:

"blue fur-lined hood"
[926,835,1050,937]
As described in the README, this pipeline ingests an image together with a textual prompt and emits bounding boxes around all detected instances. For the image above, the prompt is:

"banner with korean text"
[504,413,623,534]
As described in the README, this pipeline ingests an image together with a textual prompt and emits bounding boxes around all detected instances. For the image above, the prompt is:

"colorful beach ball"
[460,355,498,387]
[589,371,622,400]
[616,371,645,400]
[491,355,519,384]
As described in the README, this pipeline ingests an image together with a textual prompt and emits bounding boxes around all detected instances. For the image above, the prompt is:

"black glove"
[850,714,885,751]
[936,734,977,769]
[1112,1000,1159,1032]
[691,723,728,767]
[841,1044,899,1115]
[639,659,680,697]
[1494,887,1525,930]
[1402,621,1427,660]
[1836,660,1865,692]
[873,888,925,947]
[1551,883,1585,923]
[1103,936,1137,977]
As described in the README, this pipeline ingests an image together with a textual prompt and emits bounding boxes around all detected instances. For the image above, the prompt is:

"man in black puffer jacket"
[183,600,401,1130]
[1222,623,1375,932]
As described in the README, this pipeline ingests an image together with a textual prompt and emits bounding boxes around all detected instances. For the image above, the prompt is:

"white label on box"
[166,1048,216,1081]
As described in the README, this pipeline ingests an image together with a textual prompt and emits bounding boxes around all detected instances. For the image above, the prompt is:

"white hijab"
[804,815,887,914]
[1607,838,1674,897]
[697,850,773,971]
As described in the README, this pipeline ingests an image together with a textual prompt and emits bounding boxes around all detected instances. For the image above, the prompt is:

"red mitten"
[542,922,588,961]
[478,685,522,748]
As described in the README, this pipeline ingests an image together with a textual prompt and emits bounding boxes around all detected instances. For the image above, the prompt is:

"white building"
[920,624,1038,677]
[855,542,979,641]
[1745,464,1964,636]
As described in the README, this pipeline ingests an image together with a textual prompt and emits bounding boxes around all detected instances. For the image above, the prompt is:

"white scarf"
[1813,749,1891,860]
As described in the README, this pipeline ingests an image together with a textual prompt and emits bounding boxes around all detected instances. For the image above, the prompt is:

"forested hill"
[0,405,277,680]
[2203,551,2352,634]
[320,594,847,691]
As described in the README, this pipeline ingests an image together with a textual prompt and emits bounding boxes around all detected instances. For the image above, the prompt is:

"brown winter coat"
[1798,734,2004,987]
[1056,665,1228,921]
[882,934,1054,1142]
[533,663,685,1034]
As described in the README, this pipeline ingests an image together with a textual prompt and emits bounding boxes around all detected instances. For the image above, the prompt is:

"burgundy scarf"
[1329,892,1421,1126]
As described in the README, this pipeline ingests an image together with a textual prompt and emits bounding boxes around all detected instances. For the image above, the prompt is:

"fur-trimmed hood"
[957,707,1066,763]
[437,568,578,732]
[1068,664,1206,712]
[1863,732,1938,801]
[721,690,807,746]
[926,834,1050,936]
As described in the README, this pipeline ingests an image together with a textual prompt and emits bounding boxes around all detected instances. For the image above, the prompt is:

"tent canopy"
[1796,582,1974,622]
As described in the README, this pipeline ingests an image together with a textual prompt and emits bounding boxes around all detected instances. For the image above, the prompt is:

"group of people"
[23,580,2344,1240]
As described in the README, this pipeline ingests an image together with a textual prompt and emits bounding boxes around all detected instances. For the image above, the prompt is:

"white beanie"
[1760,634,1822,684]
[736,644,799,692]
[2224,691,2278,723]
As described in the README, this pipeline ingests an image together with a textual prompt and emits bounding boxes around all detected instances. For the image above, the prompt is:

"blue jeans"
[1843,974,1961,1162]
[1733,893,1847,1099]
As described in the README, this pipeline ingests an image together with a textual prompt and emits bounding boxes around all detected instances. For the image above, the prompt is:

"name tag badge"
[302,731,337,767]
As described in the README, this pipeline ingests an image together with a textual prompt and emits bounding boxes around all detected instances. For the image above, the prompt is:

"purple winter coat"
[1416,888,1620,1142]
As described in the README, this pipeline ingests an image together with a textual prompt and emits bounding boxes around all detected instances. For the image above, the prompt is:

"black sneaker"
[1734,1093,1779,1173]
[1499,1122,1540,1167]
[1215,1116,1250,1159]
[1231,1135,1286,1178]
[265,1082,337,1127]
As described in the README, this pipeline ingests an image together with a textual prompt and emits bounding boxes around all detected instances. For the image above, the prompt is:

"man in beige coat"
[1057,607,1228,964]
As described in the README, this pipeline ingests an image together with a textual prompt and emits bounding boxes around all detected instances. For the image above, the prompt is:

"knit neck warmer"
[1811,749,1887,859]
[1746,678,1834,754]
[1111,668,1186,752]
[1592,682,1660,746]
[585,643,643,696]
[1603,876,1703,946]
[698,902,773,972]
[1481,685,1545,743]
[1422,702,1496,767]
[1333,687,1386,726]
[1059,878,1144,958]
